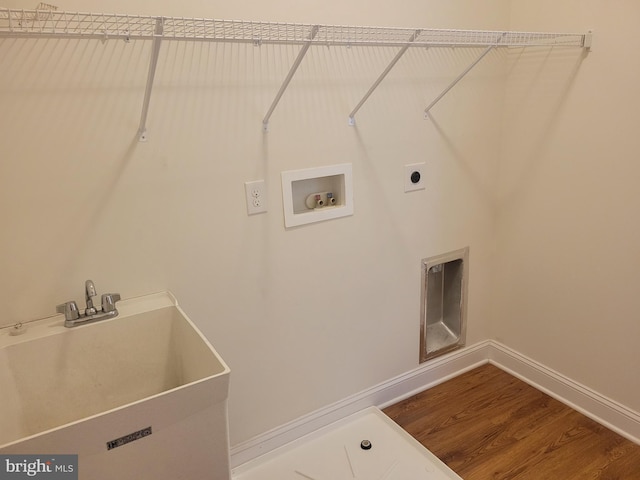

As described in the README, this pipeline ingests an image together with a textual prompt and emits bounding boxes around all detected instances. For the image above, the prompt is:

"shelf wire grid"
[0,8,587,48]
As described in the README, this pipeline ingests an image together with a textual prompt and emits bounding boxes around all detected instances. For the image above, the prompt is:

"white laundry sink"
[0,291,231,480]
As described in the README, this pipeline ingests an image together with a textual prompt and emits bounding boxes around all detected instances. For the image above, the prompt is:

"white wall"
[494,0,640,413]
[0,0,507,444]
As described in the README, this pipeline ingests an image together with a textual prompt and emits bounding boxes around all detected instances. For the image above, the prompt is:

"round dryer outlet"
[404,163,426,192]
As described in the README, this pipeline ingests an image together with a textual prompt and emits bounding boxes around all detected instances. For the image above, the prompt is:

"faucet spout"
[85,279,97,316]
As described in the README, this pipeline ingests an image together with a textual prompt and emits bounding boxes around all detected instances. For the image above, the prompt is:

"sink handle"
[101,293,121,313]
[56,301,80,321]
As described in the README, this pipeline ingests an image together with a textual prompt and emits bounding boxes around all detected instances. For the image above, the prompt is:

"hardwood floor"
[383,364,640,479]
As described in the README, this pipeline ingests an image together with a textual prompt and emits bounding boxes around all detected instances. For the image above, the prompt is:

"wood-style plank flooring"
[383,364,640,479]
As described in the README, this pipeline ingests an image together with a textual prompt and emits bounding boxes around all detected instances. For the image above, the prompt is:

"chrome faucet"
[56,280,121,328]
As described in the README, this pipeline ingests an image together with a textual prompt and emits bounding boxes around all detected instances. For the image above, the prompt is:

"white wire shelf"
[0,8,588,48]
[0,7,591,139]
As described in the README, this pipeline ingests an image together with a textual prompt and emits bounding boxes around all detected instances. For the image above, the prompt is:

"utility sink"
[0,292,231,480]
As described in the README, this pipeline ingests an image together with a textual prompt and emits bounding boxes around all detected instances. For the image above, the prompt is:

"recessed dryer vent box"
[420,247,469,363]
[281,164,353,228]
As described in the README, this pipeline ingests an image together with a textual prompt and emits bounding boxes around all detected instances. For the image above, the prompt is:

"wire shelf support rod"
[423,33,504,118]
[262,25,319,133]
[348,29,421,126]
[137,17,164,141]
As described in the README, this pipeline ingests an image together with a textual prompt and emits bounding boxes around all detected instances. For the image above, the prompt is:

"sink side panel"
[170,307,229,385]
[0,377,231,480]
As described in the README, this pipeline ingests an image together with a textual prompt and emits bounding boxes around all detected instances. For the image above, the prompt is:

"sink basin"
[0,292,231,480]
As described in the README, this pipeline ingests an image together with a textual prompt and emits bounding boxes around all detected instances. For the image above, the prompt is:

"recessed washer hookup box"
[281,163,353,228]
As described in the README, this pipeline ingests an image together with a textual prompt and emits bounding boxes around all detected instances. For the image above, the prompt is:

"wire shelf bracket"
[0,8,592,138]
[423,30,591,118]
[262,25,319,133]
[137,17,164,142]
[423,35,502,119]
[348,29,421,126]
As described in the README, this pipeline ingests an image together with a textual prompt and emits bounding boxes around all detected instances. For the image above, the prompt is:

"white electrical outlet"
[244,180,267,215]
[404,163,426,192]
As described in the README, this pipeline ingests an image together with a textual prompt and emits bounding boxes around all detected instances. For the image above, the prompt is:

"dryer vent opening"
[420,247,469,363]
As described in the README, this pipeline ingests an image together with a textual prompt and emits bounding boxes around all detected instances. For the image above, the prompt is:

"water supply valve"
[305,192,337,210]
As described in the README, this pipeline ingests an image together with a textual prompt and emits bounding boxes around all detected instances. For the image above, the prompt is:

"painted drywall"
[0,0,507,444]
[494,0,640,413]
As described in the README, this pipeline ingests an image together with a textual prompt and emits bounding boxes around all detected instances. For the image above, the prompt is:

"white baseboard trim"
[230,340,490,468]
[487,341,640,445]
[231,340,640,468]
